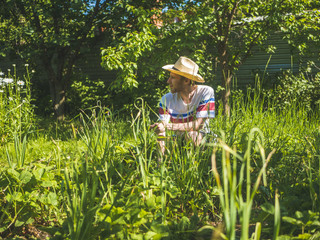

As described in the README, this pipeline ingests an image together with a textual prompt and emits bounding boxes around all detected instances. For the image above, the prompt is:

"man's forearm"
[165,118,205,132]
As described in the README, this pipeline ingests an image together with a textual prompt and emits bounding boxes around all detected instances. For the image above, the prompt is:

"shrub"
[263,70,320,111]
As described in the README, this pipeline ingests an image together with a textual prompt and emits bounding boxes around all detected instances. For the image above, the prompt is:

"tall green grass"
[212,85,320,238]
[1,76,320,239]
[0,65,34,142]
[211,129,277,239]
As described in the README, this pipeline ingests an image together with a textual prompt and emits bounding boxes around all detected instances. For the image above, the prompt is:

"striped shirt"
[159,85,215,133]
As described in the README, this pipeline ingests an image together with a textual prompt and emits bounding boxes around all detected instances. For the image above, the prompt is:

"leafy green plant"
[282,210,320,239]
[0,168,35,234]
[6,134,27,169]
[101,21,157,91]
[211,128,277,239]
[68,76,111,115]
[304,126,320,212]
[0,77,320,239]
[263,70,320,112]
[0,64,34,143]
[61,105,133,239]
[62,159,101,240]
[0,164,61,237]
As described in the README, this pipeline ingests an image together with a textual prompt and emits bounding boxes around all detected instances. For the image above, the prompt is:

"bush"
[263,70,320,111]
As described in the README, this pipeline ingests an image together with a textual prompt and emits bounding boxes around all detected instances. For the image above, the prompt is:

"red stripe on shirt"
[197,102,215,112]
[159,107,169,115]
[170,115,194,123]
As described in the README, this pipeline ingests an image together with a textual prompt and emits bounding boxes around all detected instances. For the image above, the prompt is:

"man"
[150,56,215,154]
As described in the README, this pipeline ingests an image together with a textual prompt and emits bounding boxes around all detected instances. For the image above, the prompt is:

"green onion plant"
[211,129,277,239]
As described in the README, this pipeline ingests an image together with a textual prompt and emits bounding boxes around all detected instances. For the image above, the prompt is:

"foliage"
[282,210,320,238]
[0,164,61,236]
[211,129,277,239]
[67,77,111,114]
[0,91,318,238]
[0,65,34,143]
[263,70,320,112]
[194,0,320,115]
[0,0,319,119]
[0,0,158,119]
[101,6,157,91]
[97,0,320,118]
[281,7,320,56]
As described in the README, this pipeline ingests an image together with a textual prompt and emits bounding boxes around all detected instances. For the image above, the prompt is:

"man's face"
[167,72,184,93]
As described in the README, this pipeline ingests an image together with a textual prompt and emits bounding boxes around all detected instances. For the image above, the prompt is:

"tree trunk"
[42,54,66,121]
[218,42,232,117]
[48,75,66,121]
[221,70,232,117]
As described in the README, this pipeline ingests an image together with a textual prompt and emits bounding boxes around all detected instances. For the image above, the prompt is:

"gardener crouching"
[150,56,215,155]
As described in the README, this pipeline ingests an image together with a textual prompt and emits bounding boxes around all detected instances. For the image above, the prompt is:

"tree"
[130,0,319,116]
[101,5,158,91]
[180,0,319,116]
[281,8,320,69]
[99,0,215,111]
[0,0,158,120]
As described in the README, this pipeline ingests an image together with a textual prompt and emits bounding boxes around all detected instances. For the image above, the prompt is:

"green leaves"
[264,70,320,112]
[0,0,137,118]
[282,210,320,237]
[0,84,320,239]
[101,27,157,90]
[0,164,61,236]
[18,170,32,185]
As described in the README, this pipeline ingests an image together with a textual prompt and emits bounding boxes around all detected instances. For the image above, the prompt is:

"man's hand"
[150,122,166,134]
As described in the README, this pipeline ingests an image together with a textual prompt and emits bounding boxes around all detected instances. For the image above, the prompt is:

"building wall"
[224,33,320,89]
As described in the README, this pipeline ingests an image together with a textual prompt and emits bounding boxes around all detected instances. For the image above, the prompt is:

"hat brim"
[162,65,205,83]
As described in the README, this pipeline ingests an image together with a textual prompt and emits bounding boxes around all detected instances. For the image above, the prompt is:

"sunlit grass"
[1,74,320,238]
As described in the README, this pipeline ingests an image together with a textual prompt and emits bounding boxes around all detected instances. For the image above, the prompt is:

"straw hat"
[162,56,204,83]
